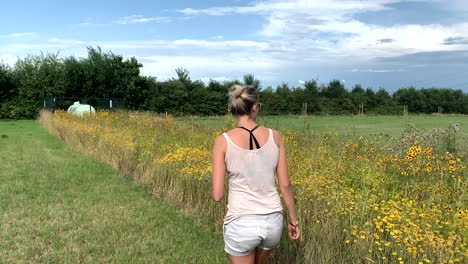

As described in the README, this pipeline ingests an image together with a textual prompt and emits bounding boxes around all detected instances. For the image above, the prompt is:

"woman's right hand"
[288,223,300,240]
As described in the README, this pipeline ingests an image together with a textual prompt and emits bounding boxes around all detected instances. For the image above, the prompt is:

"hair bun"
[230,85,245,99]
[229,85,259,116]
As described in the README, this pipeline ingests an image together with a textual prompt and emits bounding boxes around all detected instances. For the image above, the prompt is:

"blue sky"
[1,0,468,92]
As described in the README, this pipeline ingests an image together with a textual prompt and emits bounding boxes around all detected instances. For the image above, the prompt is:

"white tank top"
[222,128,283,225]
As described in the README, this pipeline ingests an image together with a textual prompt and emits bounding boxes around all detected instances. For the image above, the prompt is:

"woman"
[212,85,300,264]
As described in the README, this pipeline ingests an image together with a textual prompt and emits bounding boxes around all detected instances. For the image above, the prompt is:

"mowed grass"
[0,120,225,263]
[181,115,468,138]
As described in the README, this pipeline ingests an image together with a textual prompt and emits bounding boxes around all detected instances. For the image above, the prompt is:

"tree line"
[1,47,467,119]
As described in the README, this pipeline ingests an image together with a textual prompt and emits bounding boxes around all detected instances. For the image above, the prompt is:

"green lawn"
[181,114,468,138]
[0,120,225,263]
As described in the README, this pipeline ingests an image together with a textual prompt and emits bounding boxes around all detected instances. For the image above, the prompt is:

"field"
[34,112,468,264]
[180,115,468,139]
[33,110,467,264]
[0,120,225,263]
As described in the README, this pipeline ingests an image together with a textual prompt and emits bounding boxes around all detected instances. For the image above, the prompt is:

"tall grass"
[39,110,467,263]
[0,119,226,263]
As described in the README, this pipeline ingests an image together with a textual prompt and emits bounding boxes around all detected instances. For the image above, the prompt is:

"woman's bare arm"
[274,130,300,240]
[212,135,227,202]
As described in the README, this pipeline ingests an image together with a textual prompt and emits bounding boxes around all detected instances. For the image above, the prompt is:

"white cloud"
[0,54,19,66]
[84,39,266,50]
[0,32,38,38]
[177,0,468,62]
[2,38,284,81]
[199,76,233,84]
[351,69,406,73]
[48,38,87,45]
[437,0,468,11]
[115,15,171,24]
[0,43,64,54]
[137,54,281,81]
[178,0,395,16]
[333,22,468,60]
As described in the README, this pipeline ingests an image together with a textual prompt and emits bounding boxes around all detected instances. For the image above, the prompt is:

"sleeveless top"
[222,128,283,225]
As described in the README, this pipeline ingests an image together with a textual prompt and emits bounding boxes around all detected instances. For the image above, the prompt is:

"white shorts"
[223,212,283,256]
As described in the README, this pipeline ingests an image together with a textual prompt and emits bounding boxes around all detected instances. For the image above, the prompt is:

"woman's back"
[222,126,282,225]
[224,126,273,151]
[211,84,299,262]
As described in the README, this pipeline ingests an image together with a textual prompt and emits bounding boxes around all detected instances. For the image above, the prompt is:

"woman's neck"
[237,115,257,128]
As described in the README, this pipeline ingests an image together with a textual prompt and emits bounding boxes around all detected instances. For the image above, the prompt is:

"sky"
[1,0,468,92]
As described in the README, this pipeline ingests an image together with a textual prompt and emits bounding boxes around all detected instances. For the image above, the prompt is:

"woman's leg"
[254,248,272,264]
[229,252,255,264]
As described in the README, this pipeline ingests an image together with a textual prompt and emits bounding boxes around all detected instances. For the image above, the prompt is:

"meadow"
[38,110,467,264]
[0,120,226,263]
[180,115,468,139]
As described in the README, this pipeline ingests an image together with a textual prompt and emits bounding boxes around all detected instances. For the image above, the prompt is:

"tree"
[0,64,15,102]
[304,80,320,113]
[374,88,391,106]
[461,93,468,114]
[365,88,376,110]
[151,80,188,114]
[125,75,153,110]
[350,84,366,106]
[318,80,352,114]
[393,87,425,113]
[258,86,276,115]
[0,64,17,118]
[3,47,468,118]
[11,53,66,118]
[275,82,293,114]
[321,80,348,99]
[175,67,191,86]
[63,56,86,97]
[207,80,229,115]
[243,74,261,90]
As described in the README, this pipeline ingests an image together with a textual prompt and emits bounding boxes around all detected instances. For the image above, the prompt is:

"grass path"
[0,120,225,263]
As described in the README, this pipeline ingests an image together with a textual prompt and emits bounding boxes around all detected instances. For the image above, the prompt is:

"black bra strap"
[238,125,261,150]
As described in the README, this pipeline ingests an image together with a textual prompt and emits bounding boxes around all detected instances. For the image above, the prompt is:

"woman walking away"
[212,85,300,264]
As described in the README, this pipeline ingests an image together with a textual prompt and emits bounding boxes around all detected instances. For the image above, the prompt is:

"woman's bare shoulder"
[214,133,227,147]
[270,129,282,146]
[225,128,237,136]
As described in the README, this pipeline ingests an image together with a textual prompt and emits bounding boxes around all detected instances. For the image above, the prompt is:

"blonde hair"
[229,85,259,116]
